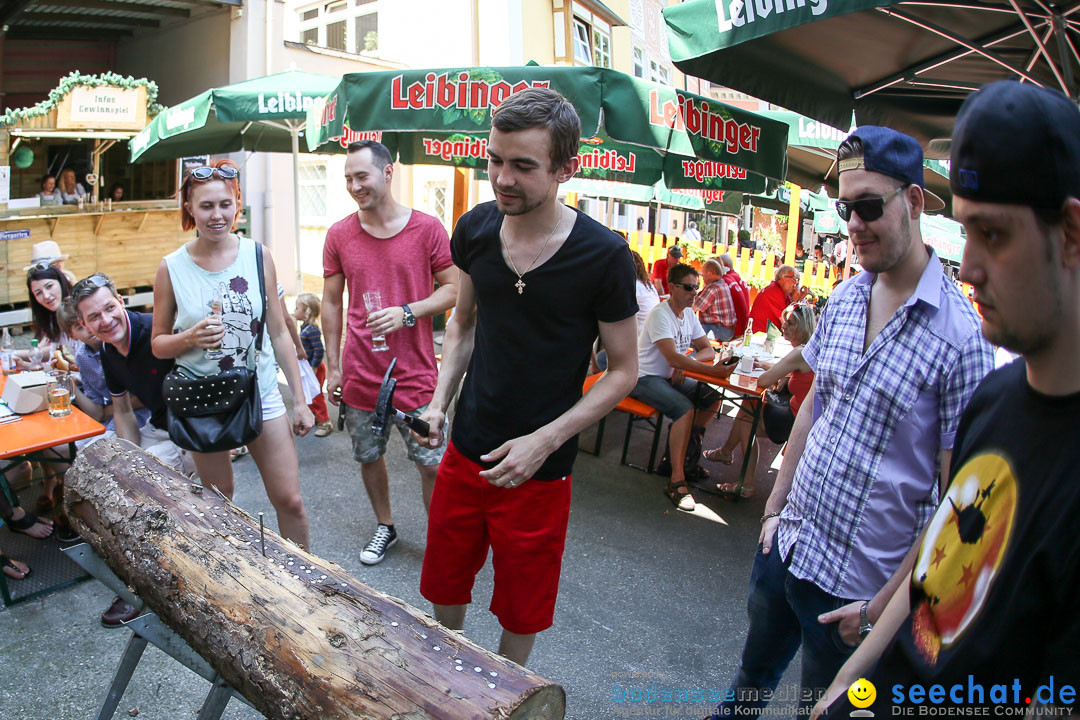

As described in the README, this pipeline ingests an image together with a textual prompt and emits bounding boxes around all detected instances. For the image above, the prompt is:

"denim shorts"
[701,323,735,342]
[345,401,447,466]
[629,374,722,420]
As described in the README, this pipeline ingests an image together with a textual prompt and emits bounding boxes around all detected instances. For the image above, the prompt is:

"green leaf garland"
[0,71,163,128]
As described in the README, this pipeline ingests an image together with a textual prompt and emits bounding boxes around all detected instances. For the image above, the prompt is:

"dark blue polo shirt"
[102,310,174,431]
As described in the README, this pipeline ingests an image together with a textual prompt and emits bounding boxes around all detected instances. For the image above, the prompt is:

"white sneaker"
[359,524,397,565]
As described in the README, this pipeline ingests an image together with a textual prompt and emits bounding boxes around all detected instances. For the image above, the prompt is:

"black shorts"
[761,401,796,445]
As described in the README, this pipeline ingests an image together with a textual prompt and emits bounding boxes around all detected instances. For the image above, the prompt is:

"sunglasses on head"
[25,261,56,277]
[189,166,239,181]
[671,281,700,292]
[835,185,906,223]
[72,273,112,299]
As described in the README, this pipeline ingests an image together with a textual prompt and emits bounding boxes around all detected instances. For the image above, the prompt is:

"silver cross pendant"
[514,278,526,295]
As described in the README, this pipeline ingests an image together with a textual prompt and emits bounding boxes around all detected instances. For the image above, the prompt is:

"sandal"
[7,510,55,539]
[1,555,31,580]
[715,481,754,499]
[230,446,250,462]
[703,447,734,465]
[664,480,696,512]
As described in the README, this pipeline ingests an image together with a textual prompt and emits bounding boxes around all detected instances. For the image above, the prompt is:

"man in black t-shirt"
[417,88,638,666]
[812,81,1080,718]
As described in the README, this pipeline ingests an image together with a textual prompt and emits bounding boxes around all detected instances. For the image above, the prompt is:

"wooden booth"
[0,74,189,312]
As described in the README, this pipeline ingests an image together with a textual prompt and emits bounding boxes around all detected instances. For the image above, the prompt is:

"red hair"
[179,158,242,232]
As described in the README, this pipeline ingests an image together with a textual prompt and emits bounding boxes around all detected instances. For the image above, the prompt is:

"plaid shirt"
[779,251,994,599]
[693,279,736,326]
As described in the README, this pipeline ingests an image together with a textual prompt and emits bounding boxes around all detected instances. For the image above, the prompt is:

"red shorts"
[420,441,572,634]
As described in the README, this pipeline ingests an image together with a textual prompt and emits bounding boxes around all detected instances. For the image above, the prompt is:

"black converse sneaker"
[360,524,397,565]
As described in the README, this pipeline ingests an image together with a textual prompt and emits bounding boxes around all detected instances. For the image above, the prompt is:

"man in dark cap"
[811,80,1080,717]
[708,125,995,719]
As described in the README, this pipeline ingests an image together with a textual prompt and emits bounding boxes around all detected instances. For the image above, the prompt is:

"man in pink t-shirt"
[323,140,458,565]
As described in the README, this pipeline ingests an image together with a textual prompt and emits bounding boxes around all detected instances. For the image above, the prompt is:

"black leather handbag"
[163,244,266,454]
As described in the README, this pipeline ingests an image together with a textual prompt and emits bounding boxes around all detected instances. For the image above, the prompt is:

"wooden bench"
[580,373,664,473]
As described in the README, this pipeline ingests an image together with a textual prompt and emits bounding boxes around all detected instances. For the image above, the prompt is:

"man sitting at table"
[629,263,736,512]
[72,272,192,628]
[694,259,737,342]
[718,254,751,338]
[747,264,804,335]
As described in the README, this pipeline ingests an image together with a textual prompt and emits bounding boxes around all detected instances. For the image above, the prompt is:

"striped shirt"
[300,323,325,369]
[694,279,737,326]
[779,250,995,599]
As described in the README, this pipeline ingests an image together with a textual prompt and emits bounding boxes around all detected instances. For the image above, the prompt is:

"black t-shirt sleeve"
[102,353,125,397]
[592,240,638,324]
[450,204,495,275]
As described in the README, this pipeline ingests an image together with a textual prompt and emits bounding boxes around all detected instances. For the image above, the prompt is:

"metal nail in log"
[372,357,430,438]
[63,439,565,720]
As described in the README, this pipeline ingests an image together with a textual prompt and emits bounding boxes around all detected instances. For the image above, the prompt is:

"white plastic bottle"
[28,338,44,371]
[1,327,15,375]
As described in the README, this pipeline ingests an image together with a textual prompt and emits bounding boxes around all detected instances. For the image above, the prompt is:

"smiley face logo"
[848,678,876,709]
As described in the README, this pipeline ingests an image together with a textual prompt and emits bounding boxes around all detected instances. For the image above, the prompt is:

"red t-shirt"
[788,368,814,417]
[747,280,791,334]
[323,210,453,411]
[723,269,751,336]
[650,257,672,294]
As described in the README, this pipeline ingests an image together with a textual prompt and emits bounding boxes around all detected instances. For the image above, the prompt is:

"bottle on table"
[28,339,44,371]
[742,318,754,347]
[1,328,15,375]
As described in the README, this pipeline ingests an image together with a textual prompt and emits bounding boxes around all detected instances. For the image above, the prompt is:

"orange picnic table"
[0,373,105,606]
[1,375,106,467]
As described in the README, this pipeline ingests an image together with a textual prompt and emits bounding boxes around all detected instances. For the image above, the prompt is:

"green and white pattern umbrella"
[305,65,790,193]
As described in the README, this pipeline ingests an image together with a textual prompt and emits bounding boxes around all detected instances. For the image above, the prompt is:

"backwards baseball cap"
[668,245,683,258]
[951,80,1080,210]
[838,125,946,212]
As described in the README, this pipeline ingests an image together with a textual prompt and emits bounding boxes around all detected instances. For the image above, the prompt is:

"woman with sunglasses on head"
[702,304,817,498]
[151,160,313,549]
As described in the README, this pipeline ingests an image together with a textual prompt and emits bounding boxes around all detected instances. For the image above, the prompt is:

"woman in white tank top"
[150,160,313,550]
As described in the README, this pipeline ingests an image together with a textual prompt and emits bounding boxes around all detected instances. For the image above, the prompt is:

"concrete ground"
[0,384,805,720]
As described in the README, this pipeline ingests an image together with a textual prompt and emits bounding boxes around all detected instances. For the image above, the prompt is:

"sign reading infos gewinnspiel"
[57,85,148,131]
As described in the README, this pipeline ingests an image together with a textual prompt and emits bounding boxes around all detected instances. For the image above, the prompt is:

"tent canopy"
[663,0,1080,146]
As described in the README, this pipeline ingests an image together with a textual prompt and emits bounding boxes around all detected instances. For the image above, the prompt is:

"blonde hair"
[295,293,321,324]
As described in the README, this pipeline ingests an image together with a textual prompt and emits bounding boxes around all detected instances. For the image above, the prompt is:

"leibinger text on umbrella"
[649,91,762,155]
[256,91,315,114]
[714,0,828,32]
[391,73,551,111]
[330,124,383,149]
[421,136,639,173]
[681,160,748,183]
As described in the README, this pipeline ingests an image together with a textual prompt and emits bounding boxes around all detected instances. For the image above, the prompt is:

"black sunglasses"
[835,185,906,223]
[671,282,700,292]
[189,166,239,181]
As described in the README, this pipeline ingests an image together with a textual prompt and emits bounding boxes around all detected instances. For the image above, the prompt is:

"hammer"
[372,357,430,438]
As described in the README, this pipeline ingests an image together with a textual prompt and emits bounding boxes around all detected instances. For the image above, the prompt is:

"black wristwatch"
[859,601,873,639]
[401,304,416,327]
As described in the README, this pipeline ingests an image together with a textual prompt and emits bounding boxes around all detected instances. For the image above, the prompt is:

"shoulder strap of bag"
[246,238,267,371]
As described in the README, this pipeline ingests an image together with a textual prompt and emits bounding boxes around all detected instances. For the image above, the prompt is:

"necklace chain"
[500,211,562,295]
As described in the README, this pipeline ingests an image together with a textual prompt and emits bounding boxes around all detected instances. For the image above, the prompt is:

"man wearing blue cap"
[811,80,1080,717]
[709,126,995,719]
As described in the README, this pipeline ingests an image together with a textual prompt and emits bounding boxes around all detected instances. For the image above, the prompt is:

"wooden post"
[64,440,565,720]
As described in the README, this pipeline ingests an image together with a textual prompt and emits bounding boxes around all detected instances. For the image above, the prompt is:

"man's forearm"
[429,315,475,414]
[532,361,637,452]
[409,282,458,319]
[114,408,140,444]
[323,297,343,369]
[764,385,815,514]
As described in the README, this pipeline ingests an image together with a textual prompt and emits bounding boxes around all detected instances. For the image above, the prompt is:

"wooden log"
[64,439,565,720]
